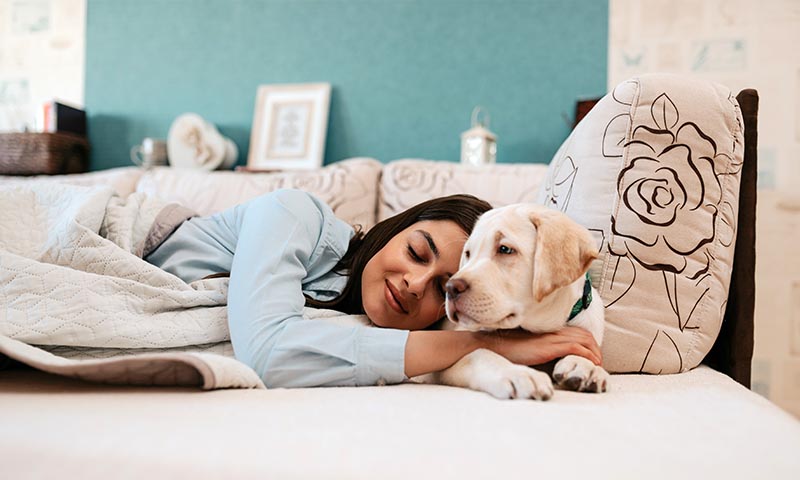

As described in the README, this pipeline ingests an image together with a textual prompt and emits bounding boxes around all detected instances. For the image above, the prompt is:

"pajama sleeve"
[226,189,409,387]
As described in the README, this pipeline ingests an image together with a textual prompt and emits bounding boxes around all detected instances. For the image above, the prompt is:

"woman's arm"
[228,190,601,387]
[228,190,409,388]
[404,327,602,378]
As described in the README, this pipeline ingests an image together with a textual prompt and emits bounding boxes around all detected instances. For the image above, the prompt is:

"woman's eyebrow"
[414,230,439,259]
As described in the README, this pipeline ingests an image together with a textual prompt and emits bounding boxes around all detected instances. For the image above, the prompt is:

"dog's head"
[444,204,598,332]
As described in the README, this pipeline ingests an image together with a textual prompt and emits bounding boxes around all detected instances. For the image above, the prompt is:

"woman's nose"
[405,268,432,298]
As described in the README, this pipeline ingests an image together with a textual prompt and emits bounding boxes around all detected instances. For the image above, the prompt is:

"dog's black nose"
[445,278,469,299]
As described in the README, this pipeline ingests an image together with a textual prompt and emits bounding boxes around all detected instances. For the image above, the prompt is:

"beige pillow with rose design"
[537,74,744,375]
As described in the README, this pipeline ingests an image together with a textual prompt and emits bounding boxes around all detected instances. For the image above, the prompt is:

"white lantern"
[460,106,497,166]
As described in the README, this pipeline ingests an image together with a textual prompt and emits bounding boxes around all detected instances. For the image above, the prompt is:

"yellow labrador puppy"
[432,203,608,400]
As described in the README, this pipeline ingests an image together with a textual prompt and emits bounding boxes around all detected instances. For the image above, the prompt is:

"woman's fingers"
[529,330,602,366]
[486,326,603,366]
[551,327,602,365]
[567,343,602,366]
[544,342,598,366]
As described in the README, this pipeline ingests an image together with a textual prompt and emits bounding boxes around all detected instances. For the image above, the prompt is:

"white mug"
[131,138,168,168]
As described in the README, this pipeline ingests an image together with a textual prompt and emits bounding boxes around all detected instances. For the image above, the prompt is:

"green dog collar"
[567,273,592,322]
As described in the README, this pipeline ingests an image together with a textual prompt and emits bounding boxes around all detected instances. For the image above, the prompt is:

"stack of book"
[41,100,87,135]
[0,101,89,175]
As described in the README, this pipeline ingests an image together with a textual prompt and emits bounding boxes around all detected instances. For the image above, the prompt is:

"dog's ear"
[530,208,598,302]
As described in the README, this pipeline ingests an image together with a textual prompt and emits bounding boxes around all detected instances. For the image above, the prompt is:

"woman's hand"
[404,326,601,378]
[478,326,603,367]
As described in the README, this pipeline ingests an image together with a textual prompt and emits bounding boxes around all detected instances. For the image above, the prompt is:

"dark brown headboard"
[702,89,759,388]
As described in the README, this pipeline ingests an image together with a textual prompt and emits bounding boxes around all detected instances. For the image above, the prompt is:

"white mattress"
[1,365,798,479]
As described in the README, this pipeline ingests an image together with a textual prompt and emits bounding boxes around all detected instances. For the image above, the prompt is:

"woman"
[146,189,601,388]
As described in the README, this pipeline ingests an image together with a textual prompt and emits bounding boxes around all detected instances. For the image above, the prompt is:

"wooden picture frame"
[247,82,331,171]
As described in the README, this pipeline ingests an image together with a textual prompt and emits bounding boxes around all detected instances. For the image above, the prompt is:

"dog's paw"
[553,355,609,393]
[476,365,554,401]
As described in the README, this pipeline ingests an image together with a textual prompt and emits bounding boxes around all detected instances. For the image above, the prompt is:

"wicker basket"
[0,132,90,176]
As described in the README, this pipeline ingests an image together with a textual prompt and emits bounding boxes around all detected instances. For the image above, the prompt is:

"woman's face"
[361,220,467,330]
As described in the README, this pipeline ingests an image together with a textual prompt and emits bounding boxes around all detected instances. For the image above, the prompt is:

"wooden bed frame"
[703,89,758,388]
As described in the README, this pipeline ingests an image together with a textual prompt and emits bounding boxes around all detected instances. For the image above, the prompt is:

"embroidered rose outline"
[610,93,722,278]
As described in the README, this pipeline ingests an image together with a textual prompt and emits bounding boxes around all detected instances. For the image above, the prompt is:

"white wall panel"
[0,0,85,131]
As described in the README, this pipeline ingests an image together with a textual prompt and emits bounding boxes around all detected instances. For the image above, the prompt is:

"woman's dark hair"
[306,194,493,314]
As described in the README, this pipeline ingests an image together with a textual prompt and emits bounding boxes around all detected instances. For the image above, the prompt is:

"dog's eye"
[498,245,514,255]
[464,250,470,259]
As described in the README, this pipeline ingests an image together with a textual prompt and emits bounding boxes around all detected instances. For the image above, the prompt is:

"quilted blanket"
[0,184,367,389]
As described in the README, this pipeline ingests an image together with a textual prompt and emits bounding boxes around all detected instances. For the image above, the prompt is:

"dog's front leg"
[553,355,609,393]
[434,348,554,400]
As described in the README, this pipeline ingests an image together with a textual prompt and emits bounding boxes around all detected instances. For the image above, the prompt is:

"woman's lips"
[385,280,408,314]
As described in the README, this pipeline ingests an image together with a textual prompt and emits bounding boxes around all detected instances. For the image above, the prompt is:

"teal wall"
[86,0,608,170]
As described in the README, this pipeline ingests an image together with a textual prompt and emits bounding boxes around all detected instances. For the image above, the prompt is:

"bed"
[1,365,798,479]
[1,79,799,479]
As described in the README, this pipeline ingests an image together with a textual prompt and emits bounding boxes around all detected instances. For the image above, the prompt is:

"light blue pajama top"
[145,189,409,388]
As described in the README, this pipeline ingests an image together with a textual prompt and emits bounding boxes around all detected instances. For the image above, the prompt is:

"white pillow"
[379,159,548,221]
[537,74,745,374]
[0,167,143,198]
[135,158,382,229]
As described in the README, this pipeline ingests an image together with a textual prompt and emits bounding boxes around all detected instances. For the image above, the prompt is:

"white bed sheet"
[1,365,798,479]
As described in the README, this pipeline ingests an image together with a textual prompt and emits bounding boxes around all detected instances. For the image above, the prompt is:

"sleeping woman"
[145,189,602,387]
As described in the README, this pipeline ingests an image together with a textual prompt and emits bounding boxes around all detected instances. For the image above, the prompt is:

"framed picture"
[247,82,331,171]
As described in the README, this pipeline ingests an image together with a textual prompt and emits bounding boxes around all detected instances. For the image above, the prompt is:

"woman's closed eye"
[407,245,426,263]
[408,244,448,298]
